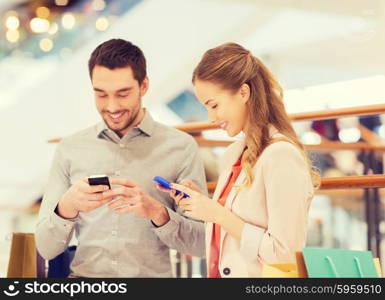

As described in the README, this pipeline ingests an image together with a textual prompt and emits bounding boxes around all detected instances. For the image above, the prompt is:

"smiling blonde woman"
[159,43,320,278]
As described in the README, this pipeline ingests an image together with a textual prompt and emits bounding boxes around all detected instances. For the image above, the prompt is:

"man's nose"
[105,98,120,112]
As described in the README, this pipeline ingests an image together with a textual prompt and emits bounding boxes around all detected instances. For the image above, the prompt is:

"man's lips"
[105,111,126,122]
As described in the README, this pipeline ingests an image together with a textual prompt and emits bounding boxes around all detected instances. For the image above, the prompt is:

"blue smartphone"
[153,176,189,198]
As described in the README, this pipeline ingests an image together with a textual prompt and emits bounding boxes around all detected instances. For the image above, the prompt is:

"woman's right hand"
[156,179,202,205]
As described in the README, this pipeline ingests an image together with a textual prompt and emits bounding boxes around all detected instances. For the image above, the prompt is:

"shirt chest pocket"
[68,150,114,185]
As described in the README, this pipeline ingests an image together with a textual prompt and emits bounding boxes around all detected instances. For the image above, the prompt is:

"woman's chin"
[226,128,241,138]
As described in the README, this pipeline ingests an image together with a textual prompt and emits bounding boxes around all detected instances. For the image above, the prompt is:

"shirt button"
[112,260,117,265]
[223,267,231,275]
[114,171,120,176]
[111,230,117,236]
[119,143,125,148]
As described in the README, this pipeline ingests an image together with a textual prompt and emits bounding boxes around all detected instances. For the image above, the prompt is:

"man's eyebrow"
[93,87,105,92]
[204,99,214,106]
[116,87,133,93]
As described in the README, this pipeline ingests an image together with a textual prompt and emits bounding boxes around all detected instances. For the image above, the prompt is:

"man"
[36,39,206,277]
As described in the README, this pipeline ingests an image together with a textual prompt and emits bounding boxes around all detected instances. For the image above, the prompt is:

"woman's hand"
[156,179,202,204]
[169,183,224,223]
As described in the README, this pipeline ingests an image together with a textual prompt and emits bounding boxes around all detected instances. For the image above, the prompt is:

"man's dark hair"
[88,39,147,84]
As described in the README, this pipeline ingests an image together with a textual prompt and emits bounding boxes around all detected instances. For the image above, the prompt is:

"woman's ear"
[240,83,250,104]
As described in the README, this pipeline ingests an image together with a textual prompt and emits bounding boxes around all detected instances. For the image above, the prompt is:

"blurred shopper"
[159,43,319,277]
[36,39,207,277]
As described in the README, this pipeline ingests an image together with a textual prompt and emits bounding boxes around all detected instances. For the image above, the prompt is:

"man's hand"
[103,178,170,227]
[57,177,113,219]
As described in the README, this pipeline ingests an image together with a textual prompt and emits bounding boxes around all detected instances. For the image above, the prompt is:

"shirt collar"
[136,108,155,137]
[95,108,155,139]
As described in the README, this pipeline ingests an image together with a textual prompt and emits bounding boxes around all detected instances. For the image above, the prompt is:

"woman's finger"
[156,184,171,193]
[179,179,201,193]
[179,204,192,212]
[170,183,195,196]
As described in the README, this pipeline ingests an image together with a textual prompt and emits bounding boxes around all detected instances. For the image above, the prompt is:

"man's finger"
[84,201,106,211]
[102,187,136,198]
[87,192,106,201]
[108,198,137,209]
[113,205,137,214]
[85,184,110,194]
[109,177,137,187]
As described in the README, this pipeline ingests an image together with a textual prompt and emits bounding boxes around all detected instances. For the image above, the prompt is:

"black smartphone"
[88,175,111,189]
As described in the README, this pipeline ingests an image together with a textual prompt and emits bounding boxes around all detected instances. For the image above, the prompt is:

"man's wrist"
[57,197,78,219]
[151,205,170,227]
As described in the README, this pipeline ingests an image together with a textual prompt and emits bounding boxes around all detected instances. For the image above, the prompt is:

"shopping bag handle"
[325,256,364,278]
[325,256,340,277]
[353,257,364,278]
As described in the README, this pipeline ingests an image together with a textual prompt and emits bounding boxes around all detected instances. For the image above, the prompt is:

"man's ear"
[240,83,250,104]
[140,76,149,96]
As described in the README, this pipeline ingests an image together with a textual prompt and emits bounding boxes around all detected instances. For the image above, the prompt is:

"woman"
[158,43,319,277]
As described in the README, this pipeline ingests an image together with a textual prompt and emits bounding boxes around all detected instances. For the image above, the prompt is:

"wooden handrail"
[175,122,218,133]
[48,104,385,142]
[49,136,385,151]
[175,104,385,133]
[320,175,385,189]
[290,104,385,122]
[195,138,385,151]
[304,142,385,151]
[207,175,385,193]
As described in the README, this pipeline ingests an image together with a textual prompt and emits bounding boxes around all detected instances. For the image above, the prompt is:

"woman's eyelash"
[212,104,218,109]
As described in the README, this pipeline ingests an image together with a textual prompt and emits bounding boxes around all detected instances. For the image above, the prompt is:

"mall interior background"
[1,0,385,277]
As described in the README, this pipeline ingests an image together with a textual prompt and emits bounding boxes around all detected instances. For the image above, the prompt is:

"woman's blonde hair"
[192,43,320,189]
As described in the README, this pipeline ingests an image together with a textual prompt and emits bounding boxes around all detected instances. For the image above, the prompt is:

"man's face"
[91,65,149,137]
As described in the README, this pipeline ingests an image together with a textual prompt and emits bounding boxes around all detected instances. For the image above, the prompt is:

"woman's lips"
[219,121,228,130]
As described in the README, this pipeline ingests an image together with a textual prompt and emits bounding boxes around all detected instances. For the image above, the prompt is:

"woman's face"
[194,80,249,137]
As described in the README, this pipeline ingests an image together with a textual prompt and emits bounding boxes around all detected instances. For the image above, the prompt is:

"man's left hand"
[103,177,170,226]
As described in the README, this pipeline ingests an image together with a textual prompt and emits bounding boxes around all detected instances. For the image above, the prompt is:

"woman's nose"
[208,111,217,124]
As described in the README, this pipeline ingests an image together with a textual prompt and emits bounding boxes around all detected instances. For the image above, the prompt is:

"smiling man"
[35,39,207,277]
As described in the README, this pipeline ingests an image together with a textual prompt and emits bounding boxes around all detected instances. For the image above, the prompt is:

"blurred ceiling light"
[30,17,50,33]
[300,131,321,145]
[338,128,361,143]
[36,6,50,19]
[92,0,106,11]
[55,0,69,6]
[6,30,20,43]
[61,13,75,29]
[48,22,58,35]
[60,47,72,58]
[95,16,109,31]
[5,16,20,30]
[40,38,54,52]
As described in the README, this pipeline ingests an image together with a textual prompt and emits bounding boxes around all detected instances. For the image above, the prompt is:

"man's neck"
[117,108,145,138]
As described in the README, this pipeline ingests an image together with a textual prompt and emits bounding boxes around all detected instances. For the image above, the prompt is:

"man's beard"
[102,99,141,135]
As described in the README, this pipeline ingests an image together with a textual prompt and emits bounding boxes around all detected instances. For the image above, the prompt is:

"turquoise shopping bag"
[303,248,378,278]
